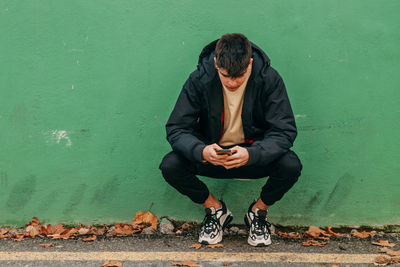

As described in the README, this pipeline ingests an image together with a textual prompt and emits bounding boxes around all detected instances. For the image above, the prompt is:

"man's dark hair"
[215,33,252,78]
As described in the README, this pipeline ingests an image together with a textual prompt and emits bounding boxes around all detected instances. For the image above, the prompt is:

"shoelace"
[252,210,271,235]
[203,208,219,233]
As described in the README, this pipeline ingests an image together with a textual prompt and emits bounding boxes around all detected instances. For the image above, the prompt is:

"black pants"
[159,150,302,206]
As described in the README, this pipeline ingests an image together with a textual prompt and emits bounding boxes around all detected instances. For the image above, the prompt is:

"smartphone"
[216,149,232,155]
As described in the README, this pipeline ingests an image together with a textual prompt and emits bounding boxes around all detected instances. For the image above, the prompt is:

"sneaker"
[244,201,272,246]
[198,200,233,245]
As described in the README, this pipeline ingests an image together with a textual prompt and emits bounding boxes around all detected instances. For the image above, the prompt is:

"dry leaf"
[40,243,55,248]
[131,211,158,231]
[326,227,341,237]
[208,244,224,248]
[380,247,400,256]
[181,223,191,232]
[302,240,327,247]
[83,235,97,242]
[372,240,396,247]
[352,230,374,238]
[102,261,123,267]
[278,231,301,239]
[78,228,90,235]
[0,228,10,235]
[26,217,40,226]
[375,255,400,264]
[330,265,342,267]
[26,225,40,238]
[171,260,197,267]
[222,262,232,266]
[189,243,202,250]
[305,226,329,239]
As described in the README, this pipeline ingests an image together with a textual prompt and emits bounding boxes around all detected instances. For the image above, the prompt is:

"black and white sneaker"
[244,201,272,246]
[198,200,233,245]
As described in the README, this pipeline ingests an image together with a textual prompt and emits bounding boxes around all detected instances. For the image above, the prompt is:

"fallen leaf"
[208,244,224,248]
[0,228,10,235]
[380,247,400,256]
[326,227,341,237]
[372,240,396,247]
[302,240,327,247]
[277,231,301,239]
[222,262,232,266]
[82,235,97,242]
[181,223,191,232]
[40,243,55,248]
[189,243,202,250]
[171,260,197,267]
[131,211,158,231]
[330,265,342,267]
[305,226,330,239]
[26,225,41,238]
[78,228,90,235]
[352,230,374,238]
[375,255,400,264]
[102,261,123,267]
[26,217,40,226]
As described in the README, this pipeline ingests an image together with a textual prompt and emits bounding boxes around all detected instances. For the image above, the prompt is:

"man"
[159,33,302,247]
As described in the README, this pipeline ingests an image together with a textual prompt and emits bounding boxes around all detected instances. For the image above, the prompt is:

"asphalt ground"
[1,230,399,266]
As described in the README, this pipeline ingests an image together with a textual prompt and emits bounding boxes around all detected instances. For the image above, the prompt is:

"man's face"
[214,57,253,91]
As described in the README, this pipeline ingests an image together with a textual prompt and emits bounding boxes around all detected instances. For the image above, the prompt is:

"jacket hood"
[197,39,271,79]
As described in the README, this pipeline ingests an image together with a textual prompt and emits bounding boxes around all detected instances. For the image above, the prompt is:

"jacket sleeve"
[165,75,206,163]
[246,69,297,166]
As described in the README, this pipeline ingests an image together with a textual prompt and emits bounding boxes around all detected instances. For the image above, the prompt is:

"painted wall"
[1,0,399,227]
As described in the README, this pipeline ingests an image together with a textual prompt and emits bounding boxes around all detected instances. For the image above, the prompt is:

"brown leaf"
[181,223,191,232]
[375,255,400,264]
[171,260,197,267]
[114,223,139,236]
[52,223,65,235]
[26,225,41,238]
[372,240,396,247]
[305,226,329,239]
[131,211,158,231]
[352,230,374,238]
[222,262,232,266]
[302,240,327,247]
[189,243,202,250]
[208,244,224,248]
[277,231,301,239]
[26,217,40,226]
[380,247,400,256]
[326,227,341,237]
[102,261,123,267]
[82,235,97,242]
[0,228,10,235]
[40,243,55,248]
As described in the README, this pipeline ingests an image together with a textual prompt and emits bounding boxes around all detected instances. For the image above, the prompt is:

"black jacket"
[166,40,297,166]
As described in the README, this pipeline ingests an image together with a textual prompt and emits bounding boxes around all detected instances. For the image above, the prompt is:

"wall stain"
[322,173,355,212]
[1,171,8,188]
[305,191,323,211]
[5,175,36,211]
[90,176,119,206]
[63,184,87,215]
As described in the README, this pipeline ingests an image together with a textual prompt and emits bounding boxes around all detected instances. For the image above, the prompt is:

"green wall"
[1,0,399,227]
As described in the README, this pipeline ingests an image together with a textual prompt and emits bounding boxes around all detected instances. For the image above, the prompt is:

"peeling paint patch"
[51,130,72,147]
[295,114,307,119]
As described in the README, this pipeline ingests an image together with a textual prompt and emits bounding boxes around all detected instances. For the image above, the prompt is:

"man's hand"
[223,146,249,169]
[202,144,229,166]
